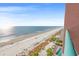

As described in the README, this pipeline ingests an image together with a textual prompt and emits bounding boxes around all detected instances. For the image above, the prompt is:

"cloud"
[14,19,64,26]
[0,11,64,26]
[0,4,64,26]
[0,6,37,14]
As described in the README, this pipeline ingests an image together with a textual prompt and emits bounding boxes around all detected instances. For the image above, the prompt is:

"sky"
[0,3,65,27]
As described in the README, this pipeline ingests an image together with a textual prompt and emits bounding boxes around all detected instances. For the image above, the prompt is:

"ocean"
[0,26,62,41]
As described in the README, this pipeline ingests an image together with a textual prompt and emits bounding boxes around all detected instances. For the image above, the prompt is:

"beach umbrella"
[64,30,77,56]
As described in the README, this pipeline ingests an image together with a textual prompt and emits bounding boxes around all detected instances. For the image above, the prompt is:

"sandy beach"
[0,27,63,56]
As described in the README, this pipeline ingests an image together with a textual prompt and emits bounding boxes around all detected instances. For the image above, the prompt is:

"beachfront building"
[63,3,79,56]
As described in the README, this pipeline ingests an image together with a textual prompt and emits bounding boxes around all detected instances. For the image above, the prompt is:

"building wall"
[64,3,79,54]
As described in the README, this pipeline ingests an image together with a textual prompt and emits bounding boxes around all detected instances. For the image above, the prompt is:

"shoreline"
[0,27,63,47]
[0,29,52,47]
[0,27,63,56]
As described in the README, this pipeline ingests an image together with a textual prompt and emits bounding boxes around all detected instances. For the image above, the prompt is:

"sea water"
[0,26,61,41]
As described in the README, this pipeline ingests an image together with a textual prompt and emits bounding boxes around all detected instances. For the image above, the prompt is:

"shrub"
[30,49,40,56]
[56,39,62,43]
[46,48,53,56]
[55,41,62,46]
[51,35,57,41]
[31,51,39,56]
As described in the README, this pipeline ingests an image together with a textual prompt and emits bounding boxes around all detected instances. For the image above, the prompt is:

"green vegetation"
[51,35,57,41]
[51,35,62,46]
[56,39,62,43]
[31,51,39,56]
[30,49,40,56]
[55,42,62,46]
[55,39,62,46]
[46,48,54,56]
